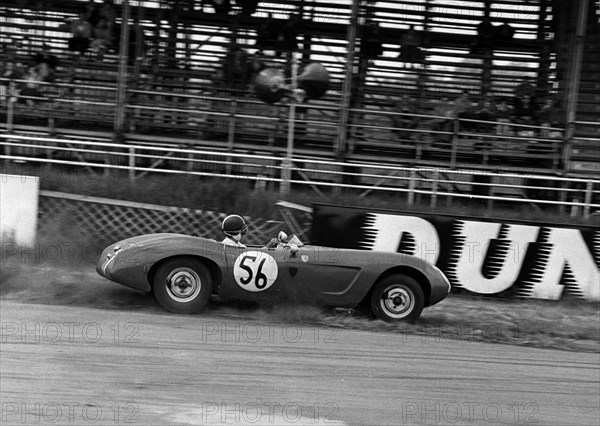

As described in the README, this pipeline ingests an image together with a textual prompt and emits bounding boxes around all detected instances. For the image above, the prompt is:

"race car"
[96,232,451,322]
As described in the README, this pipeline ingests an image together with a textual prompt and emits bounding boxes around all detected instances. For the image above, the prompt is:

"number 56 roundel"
[233,251,278,292]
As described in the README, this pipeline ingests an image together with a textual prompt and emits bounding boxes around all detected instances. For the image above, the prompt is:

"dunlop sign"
[312,204,599,301]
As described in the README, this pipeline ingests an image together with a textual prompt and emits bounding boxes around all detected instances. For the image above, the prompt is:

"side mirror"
[277,231,288,242]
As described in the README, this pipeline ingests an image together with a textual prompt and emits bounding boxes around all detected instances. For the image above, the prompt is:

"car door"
[279,245,363,304]
[219,244,292,302]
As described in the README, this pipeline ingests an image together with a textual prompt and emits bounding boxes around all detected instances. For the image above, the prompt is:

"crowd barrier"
[1,133,599,218]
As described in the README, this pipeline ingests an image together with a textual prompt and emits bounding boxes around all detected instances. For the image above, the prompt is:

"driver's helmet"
[222,214,248,237]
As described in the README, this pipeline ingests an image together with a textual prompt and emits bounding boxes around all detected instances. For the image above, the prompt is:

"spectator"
[1,61,23,86]
[36,62,52,83]
[512,94,537,136]
[495,97,513,136]
[280,14,301,54]
[392,94,421,140]
[6,80,22,106]
[67,13,93,56]
[91,17,113,60]
[247,51,266,88]
[98,0,117,29]
[453,90,477,131]
[255,13,280,54]
[472,97,497,132]
[514,77,535,98]
[429,96,455,142]
[471,18,495,54]
[20,65,43,107]
[537,98,564,138]
[362,23,384,59]
[84,0,101,27]
[32,44,59,79]
[399,25,423,65]
[1,62,23,106]
[223,46,249,90]
[453,90,472,117]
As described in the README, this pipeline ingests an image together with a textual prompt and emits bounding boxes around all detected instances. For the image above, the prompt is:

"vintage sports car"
[96,232,451,322]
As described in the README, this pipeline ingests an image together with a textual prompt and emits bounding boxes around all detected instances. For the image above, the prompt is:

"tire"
[152,258,213,314]
[370,274,424,322]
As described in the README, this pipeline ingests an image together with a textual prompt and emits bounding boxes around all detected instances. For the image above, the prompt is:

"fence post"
[5,99,14,158]
[563,122,575,173]
[226,99,237,175]
[430,169,438,208]
[114,0,131,138]
[128,147,136,182]
[583,181,592,218]
[408,170,416,205]
[334,0,359,159]
[7,98,14,133]
[450,119,459,167]
[280,54,299,197]
[280,158,292,196]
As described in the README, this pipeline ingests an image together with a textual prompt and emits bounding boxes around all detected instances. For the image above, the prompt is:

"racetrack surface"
[1,299,599,426]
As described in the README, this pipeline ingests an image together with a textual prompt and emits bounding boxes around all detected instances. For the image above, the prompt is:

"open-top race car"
[96,232,451,322]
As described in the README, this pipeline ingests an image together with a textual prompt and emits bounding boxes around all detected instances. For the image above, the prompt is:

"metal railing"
[3,79,597,176]
[1,133,599,218]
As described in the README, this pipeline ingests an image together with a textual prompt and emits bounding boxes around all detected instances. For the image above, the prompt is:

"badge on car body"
[233,251,278,292]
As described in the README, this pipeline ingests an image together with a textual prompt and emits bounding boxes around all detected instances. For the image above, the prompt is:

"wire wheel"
[370,274,425,322]
[153,258,212,314]
[165,267,202,302]
[380,285,416,319]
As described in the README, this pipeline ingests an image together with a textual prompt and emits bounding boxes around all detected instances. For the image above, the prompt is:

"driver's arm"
[265,237,279,249]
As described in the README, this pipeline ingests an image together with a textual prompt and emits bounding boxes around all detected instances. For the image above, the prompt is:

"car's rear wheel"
[370,274,424,322]
[153,258,212,314]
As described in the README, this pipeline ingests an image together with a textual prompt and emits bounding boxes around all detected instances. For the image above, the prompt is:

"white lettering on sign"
[451,221,539,294]
[233,251,278,292]
[359,213,599,301]
[362,213,440,264]
[522,228,600,301]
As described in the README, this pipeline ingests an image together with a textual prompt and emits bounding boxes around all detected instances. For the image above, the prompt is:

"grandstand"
[0,0,599,210]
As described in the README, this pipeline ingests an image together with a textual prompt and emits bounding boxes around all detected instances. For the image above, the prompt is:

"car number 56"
[233,251,278,292]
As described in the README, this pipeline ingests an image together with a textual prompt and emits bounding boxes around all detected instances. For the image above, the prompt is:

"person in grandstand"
[221,214,248,248]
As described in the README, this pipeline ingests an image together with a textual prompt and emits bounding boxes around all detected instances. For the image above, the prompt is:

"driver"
[221,214,248,248]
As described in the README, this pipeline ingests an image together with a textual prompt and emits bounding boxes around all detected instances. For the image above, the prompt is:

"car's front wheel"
[153,258,212,314]
[370,274,424,322]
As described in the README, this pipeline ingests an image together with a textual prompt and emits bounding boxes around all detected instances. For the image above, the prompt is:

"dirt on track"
[1,258,599,353]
